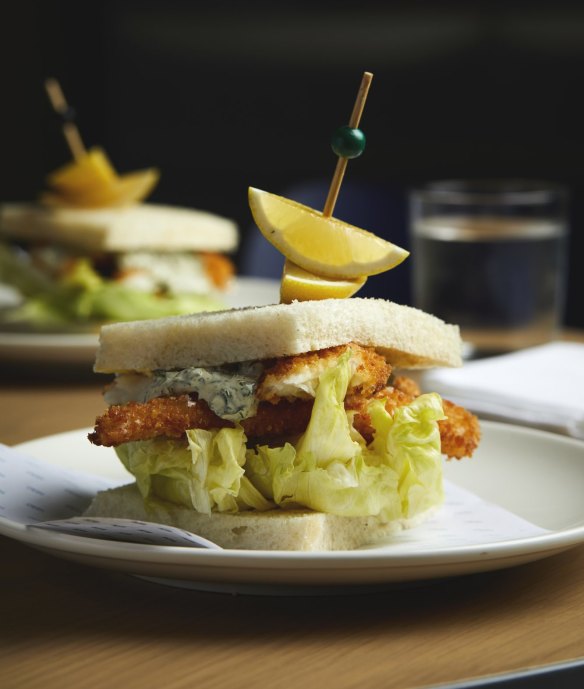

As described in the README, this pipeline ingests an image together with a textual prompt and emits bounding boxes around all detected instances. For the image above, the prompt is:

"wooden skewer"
[323,71,373,218]
[44,78,87,161]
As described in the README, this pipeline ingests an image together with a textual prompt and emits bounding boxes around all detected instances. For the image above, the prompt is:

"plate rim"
[3,420,584,576]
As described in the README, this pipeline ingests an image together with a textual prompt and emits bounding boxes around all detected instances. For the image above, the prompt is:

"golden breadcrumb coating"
[391,375,421,397]
[346,386,480,459]
[257,343,391,403]
[88,395,230,446]
[89,395,314,447]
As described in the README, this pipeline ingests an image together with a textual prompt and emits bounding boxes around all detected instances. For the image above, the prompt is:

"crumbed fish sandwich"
[86,298,481,551]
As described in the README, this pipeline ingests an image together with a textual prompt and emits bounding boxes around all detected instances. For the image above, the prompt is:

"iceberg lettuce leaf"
[117,353,446,521]
[245,355,446,520]
[294,350,361,466]
[367,393,445,518]
[116,428,273,515]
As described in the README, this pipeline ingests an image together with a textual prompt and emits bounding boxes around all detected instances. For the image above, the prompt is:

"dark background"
[1,0,583,326]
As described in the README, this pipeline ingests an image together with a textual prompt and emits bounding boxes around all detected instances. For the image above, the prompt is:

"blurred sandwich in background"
[0,135,240,330]
[0,80,239,331]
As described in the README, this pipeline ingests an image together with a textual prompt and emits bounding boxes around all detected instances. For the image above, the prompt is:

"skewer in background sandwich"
[86,298,480,551]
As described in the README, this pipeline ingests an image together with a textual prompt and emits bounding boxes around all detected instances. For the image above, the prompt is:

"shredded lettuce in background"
[116,352,446,521]
[0,243,224,327]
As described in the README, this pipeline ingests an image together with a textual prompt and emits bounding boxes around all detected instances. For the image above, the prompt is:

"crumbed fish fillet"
[88,385,480,459]
[90,344,480,458]
[257,343,391,403]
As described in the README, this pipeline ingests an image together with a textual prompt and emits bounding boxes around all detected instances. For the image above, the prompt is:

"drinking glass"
[409,179,568,355]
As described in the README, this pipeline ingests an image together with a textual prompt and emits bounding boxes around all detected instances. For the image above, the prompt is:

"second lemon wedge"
[249,187,409,279]
[280,260,366,303]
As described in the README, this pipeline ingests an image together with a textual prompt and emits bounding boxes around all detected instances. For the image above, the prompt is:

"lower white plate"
[2,421,584,595]
[0,277,280,365]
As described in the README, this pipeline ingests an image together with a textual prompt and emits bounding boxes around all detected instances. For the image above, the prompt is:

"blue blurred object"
[240,178,411,305]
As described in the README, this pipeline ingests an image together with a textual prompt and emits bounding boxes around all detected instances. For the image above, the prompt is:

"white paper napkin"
[421,342,584,439]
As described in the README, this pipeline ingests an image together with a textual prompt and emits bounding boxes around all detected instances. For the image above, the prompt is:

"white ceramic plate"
[2,421,584,594]
[0,277,280,365]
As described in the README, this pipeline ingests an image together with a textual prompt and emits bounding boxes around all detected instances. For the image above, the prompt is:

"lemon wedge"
[46,147,118,194]
[248,187,409,279]
[41,168,160,208]
[280,260,366,303]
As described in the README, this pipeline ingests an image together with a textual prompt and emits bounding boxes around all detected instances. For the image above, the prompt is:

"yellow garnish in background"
[42,163,159,208]
[46,147,117,193]
[42,79,158,209]
[249,187,409,280]
[280,259,366,303]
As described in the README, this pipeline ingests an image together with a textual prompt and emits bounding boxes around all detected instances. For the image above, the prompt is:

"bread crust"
[0,203,238,253]
[94,298,463,373]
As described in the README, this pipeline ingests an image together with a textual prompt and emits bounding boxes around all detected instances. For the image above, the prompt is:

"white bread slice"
[0,203,238,253]
[94,298,462,373]
[84,483,438,551]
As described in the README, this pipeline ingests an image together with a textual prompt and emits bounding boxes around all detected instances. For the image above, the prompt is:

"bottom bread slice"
[84,483,439,551]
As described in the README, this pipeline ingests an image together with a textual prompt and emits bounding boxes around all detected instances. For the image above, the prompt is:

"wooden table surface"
[1,335,584,689]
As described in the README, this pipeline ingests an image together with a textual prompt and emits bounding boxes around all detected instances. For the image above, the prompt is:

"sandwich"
[0,202,238,329]
[86,297,481,551]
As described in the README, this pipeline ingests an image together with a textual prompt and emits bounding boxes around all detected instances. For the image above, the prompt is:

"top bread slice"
[94,298,462,373]
[0,203,238,253]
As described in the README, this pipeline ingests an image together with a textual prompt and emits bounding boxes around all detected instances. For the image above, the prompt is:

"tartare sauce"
[104,362,264,422]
